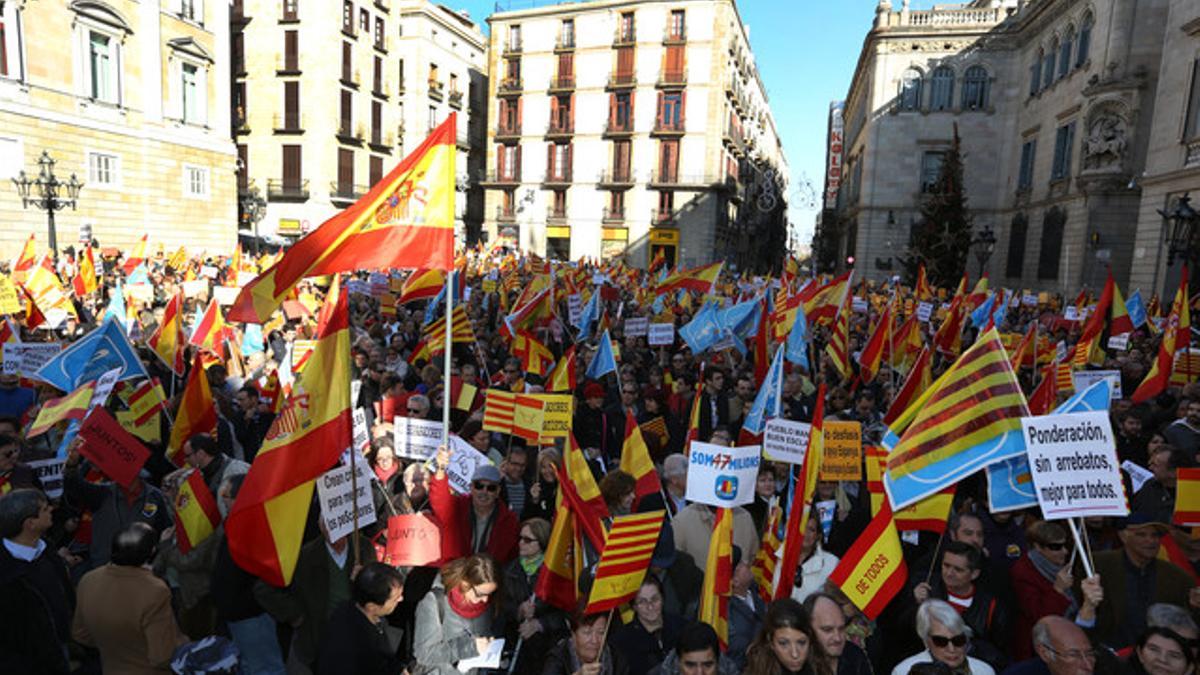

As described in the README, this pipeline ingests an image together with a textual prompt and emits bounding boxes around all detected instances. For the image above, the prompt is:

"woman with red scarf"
[413,554,502,675]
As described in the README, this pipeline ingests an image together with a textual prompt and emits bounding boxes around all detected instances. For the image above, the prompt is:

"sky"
[448,0,948,253]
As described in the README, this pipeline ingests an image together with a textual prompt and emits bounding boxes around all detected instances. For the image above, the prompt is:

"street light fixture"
[239,183,267,255]
[970,225,997,279]
[11,150,84,261]
[1158,193,1199,268]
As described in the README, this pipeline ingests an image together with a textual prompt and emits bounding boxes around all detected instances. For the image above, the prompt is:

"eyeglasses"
[1041,541,1068,551]
[407,407,422,413]
[929,634,967,648]
[1045,646,1097,662]
[469,586,493,600]
[473,481,500,492]
[634,596,662,607]
[519,535,539,544]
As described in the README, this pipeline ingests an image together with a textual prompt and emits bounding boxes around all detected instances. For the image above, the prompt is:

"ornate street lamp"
[11,151,84,261]
[970,224,997,279]
[239,183,267,255]
[1158,194,1200,269]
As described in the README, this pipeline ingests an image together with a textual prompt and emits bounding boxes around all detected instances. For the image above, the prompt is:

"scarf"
[1029,549,1079,611]
[374,463,398,484]
[448,585,489,619]
[520,553,544,577]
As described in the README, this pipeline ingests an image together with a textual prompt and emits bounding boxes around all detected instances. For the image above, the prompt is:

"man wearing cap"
[431,445,518,564]
[1087,512,1200,650]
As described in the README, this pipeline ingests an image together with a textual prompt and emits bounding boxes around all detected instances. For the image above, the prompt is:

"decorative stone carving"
[1082,107,1128,172]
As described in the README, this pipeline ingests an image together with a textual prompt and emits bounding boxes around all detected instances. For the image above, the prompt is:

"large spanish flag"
[175,469,222,554]
[585,511,666,613]
[147,293,187,375]
[535,488,579,611]
[562,434,611,551]
[894,485,956,534]
[230,115,457,323]
[27,381,96,437]
[189,299,229,355]
[166,353,218,465]
[619,410,659,506]
[775,384,825,600]
[1132,267,1189,403]
[800,271,851,326]
[699,507,733,649]
[397,268,445,304]
[226,285,353,586]
[655,261,723,296]
[545,346,577,393]
[827,501,907,619]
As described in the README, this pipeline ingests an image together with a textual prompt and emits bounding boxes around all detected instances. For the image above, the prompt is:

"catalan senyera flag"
[1173,468,1200,527]
[699,507,733,650]
[857,300,892,383]
[561,434,611,552]
[482,389,517,435]
[827,501,907,620]
[121,234,149,276]
[398,268,445,304]
[894,485,956,533]
[512,329,555,376]
[229,115,458,323]
[226,285,353,587]
[536,487,580,611]
[825,294,852,381]
[72,245,98,297]
[883,328,1029,509]
[751,499,784,602]
[189,299,230,355]
[883,346,931,427]
[1132,267,1190,403]
[147,293,187,375]
[545,346,577,393]
[423,304,474,354]
[775,384,825,601]
[1073,272,1116,369]
[166,354,218,466]
[585,510,666,613]
[619,411,659,506]
[655,261,723,296]
[27,381,96,437]
[175,469,222,554]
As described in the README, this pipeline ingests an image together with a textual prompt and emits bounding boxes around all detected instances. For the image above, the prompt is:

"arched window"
[1043,40,1057,89]
[962,65,989,110]
[1058,27,1074,79]
[1077,13,1093,67]
[1029,49,1043,96]
[930,66,955,111]
[899,68,922,111]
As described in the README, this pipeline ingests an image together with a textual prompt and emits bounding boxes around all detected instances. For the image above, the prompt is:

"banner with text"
[1023,411,1127,520]
[685,442,760,507]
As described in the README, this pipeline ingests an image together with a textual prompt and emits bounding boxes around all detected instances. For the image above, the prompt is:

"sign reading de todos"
[1022,411,1128,520]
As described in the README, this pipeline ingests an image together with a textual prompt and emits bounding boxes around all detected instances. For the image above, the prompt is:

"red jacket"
[428,473,519,565]
[1009,553,1072,661]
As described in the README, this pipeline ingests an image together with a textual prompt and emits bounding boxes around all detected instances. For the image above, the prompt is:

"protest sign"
[567,294,582,326]
[685,443,760,508]
[78,408,150,488]
[199,265,220,279]
[211,286,240,305]
[648,323,675,346]
[816,500,837,540]
[125,284,154,304]
[763,418,811,465]
[916,302,933,323]
[0,275,22,314]
[181,279,209,299]
[1121,460,1154,495]
[1022,294,1039,307]
[1063,306,1080,322]
[851,297,869,313]
[1071,370,1122,400]
[446,434,491,495]
[352,408,370,454]
[820,421,863,481]
[236,271,257,287]
[383,514,442,567]
[91,367,122,410]
[3,342,62,376]
[316,462,377,542]
[28,457,65,499]
[1106,334,1129,351]
[394,417,444,460]
[624,317,649,338]
[532,393,573,440]
[481,279,497,293]
[1023,411,1127,519]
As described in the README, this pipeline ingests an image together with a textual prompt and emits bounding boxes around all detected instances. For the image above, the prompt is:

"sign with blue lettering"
[684,442,760,508]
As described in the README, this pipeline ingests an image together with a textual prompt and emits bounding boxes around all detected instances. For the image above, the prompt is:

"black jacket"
[542,638,630,675]
[610,613,686,675]
[316,601,404,675]
[0,542,73,675]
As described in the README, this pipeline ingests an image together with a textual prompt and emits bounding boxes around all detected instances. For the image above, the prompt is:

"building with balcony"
[0,0,238,258]
[821,0,1198,296]
[482,0,788,270]
[232,0,486,243]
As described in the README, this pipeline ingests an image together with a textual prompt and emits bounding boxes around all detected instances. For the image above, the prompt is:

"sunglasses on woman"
[930,634,967,648]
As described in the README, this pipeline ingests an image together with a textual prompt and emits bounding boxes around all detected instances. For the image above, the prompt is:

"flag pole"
[443,268,454,445]
[349,429,362,570]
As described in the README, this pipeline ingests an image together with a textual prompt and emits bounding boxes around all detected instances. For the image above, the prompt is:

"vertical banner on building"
[824,101,845,209]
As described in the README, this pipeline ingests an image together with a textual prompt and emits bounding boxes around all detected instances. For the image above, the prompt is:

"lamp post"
[1158,194,1200,269]
[11,151,84,261]
[239,183,267,255]
[970,224,997,279]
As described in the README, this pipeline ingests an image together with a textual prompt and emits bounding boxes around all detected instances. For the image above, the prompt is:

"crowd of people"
[1,242,1199,675]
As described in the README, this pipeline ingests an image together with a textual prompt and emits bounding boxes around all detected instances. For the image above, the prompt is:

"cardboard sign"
[446,434,491,495]
[1063,306,1080,322]
[1122,460,1154,495]
[820,421,863,481]
[78,408,150,488]
[181,279,209,299]
[851,297,869,314]
[684,442,761,508]
[211,286,239,305]
[316,462,377,542]
[531,393,574,440]
[382,513,442,567]
[481,279,497,293]
[199,265,220,279]
[352,408,370,454]
[27,457,65,499]
[0,274,21,314]
[90,367,122,410]
[3,343,62,376]
[916,302,933,323]
[1071,370,1122,400]
[1022,294,1039,307]
[763,418,811,465]
[1106,334,1129,351]
[567,294,583,326]
[648,323,675,346]
[624,317,649,338]
[393,417,444,460]
[1023,411,1128,519]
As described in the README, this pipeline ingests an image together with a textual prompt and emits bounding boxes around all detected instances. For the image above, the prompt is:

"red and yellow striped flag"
[27,381,95,437]
[699,507,733,650]
[423,304,475,353]
[511,395,546,442]
[865,446,888,516]
[619,411,658,506]
[512,329,555,376]
[482,389,517,435]
[562,434,610,551]
[128,379,167,426]
[825,294,851,381]
[148,293,186,375]
[1174,468,1200,527]
[894,486,956,534]
[12,233,36,281]
[655,261,723,296]
[751,501,784,602]
[166,354,218,466]
[72,245,98,297]
[585,511,666,614]
[545,346,577,393]
[175,469,222,554]
[1133,267,1190,402]
[883,346,931,428]
[535,487,580,611]
[121,234,148,276]
[857,299,892,383]
[189,299,229,355]
[776,384,825,600]
[397,268,445,304]
[827,501,907,619]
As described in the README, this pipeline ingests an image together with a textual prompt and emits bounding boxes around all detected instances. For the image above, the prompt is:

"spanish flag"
[230,115,458,323]
[174,469,222,554]
[883,346,931,427]
[827,501,907,619]
[619,411,659,507]
[655,261,723,296]
[12,233,36,281]
[27,381,96,437]
[147,293,187,375]
[915,263,933,302]
[72,245,98,297]
[121,234,149,276]
[1073,272,1117,369]
[800,271,851,326]
[894,485,956,534]
[1009,323,1036,371]
[857,299,892,383]
[166,354,218,465]
[562,434,610,551]
[535,487,580,611]
[1173,468,1200,527]
[397,268,445,304]
[226,285,353,586]
[585,510,666,613]
[189,299,229,355]
[1132,267,1189,403]
[775,384,825,600]
[448,375,478,412]
[934,277,968,356]
[545,346,577,393]
[966,273,989,310]
[699,507,733,649]
[751,501,784,601]
[1027,362,1059,416]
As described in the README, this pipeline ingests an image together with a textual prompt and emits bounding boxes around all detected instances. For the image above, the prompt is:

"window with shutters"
[668,10,685,40]
[342,42,352,82]
[340,90,352,135]
[1077,14,1092,67]
[1042,43,1056,90]
[282,0,297,21]
[899,68,922,111]
[612,140,631,180]
[184,165,209,198]
[619,12,634,42]
[1005,214,1028,279]
[282,145,301,188]
[658,92,683,130]
[615,46,634,83]
[609,191,625,218]
[283,81,299,129]
[498,144,520,181]
[1185,58,1200,140]
[284,30,299,71]
[551,190,566,218]
[371,101,382,145]
[359,9,368,34]
[920,152,944,193]
[551,95,571,131]
[342,1,353,34]
[180,62,202,124]
[663,45,685,83]
[87,152,120,188]
[87,30,119,103]
[370,156,383,185]
[1017,139,1036,191]
[374,17,384,50]
[373,56,382,94]
[612,92,632,129]
[1030,50,1042,96]
[548,143,570,181]
[1051,121,1075,180]
[560,19,574,48]
[962,66,989,110]
[930,66,954,111]
[658,190,674,216]
[1037,208,1066,280]
[1058,28,1073,79]
[658,140,679,182]
[337,148,354,194]
[556,52,573,87]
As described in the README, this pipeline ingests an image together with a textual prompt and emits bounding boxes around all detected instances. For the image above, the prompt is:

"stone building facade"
[0,0,238,259]
[820,0,1199,297]
[482,0,788,271]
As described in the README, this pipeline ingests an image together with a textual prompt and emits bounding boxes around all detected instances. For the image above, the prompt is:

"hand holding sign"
[77,408,150,488]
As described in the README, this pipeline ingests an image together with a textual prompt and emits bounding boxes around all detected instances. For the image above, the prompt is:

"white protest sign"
[200,265,220,279]
[851,297,869,314]
[1055,341,1068,362]
[316,462,377,542]
[684,442,761,508]
[394,417,444,460]
[212,286,240,306]
[1023,411,1128,519]
[567,294,582,326]
[1064,306,1080,322]
[1022,294,1039,307]
[1122,460,1154,495]
[350,379,363,407]
[90,367,123,409]
[624,317,649,338]
[648,323,675,346]
[1071,370,1122,400]
[181,279,209,299]
[916,302,933,323]
[352,408,370,454]
[1106,334,1129,351]
[446,434,491,495]
[28,457,65,499]
[3,342,62,376]
[762,418,811,465]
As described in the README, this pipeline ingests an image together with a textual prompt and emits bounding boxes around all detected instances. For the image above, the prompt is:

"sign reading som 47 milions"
[685,442,760,508]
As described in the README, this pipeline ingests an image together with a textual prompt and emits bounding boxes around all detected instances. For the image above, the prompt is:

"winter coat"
[0,541,73,675]
[412,579,499,675]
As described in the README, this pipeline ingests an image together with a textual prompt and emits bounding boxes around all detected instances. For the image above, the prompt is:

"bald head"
[1033,616,1094,675]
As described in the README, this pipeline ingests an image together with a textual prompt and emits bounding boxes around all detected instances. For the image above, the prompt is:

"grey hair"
[663,454,688,479]
[408,394,430,411]
[0,489,47,539]
[916,600,972,642]
[1148,603,1199,635]
[1031,621,1053,652]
